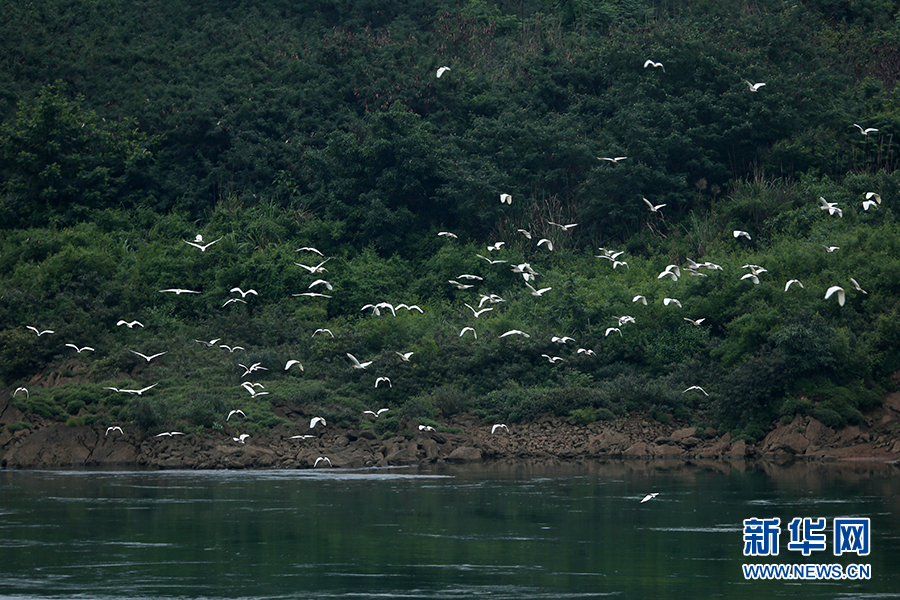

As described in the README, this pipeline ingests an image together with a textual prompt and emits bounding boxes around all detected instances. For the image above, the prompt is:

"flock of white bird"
[13,63,881,486]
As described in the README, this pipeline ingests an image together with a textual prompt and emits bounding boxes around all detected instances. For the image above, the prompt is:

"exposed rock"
[447,446,482,462]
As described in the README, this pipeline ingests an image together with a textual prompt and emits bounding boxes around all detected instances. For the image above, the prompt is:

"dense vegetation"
[2,0,899,442]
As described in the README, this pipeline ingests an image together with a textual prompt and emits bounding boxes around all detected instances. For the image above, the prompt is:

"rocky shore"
[3,391,900,469]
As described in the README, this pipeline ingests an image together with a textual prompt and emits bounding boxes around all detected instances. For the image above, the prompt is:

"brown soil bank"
[2,391,900,469]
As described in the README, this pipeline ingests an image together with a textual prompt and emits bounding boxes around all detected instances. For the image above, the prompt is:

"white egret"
[419,424,436,432]
[130,350,167,362]
[159,288,201,295]
[853,123,879,136]
[865,191,882,204]
[682,385,709,396]
[499,329,530,338]
[438,231,458,238]
[155,431,185,437]
[850,278,867,294]
[448,279,475,290]
[396,351,414,362]
[525,283,552,296]
[633,295,648,305]
[577,348,595,356]
[375,377,392,388]
[227,409,246,421]
[309,279,333,291]
[310,417,327,428]
[599,156,627,163]
[551,336,575,344]
[13,387,29,399]
[663,298,682,308]
[105,426,123,436]
[364,408,390,417]
[487,241,505,251]
[460,326,478,339]
[644,59,664,70]
[517,229,533,239]
[641,493,659,503]
[658,265,681,281]
[223,298,247,307]
[347,353,373,369]
[183,236,222,251]
[741,273,760,285]
[65,344,95,353]
[314,456,332,467]
[26,326,54,336]
[477,253,507,265]
[605,327,622,337]
[784,279,804,291]
[744,80,766,92]
[292,292,332,298]
[536,238,553,251]
[541,354,565,363]
[733,230,751,240]
[548,221,578,231]
[862,199,879,211]
[285,359,304,371]
[491,424,509,434]
[683,317,705,326]
[296,246,324,255]
[818,197,843,217]
[825,285,846,306]
[436,66,451,78]
[195,338,221,347]
[116,320,144,328]
[465,303,493,318]
[643,197,666,212]
[229,287,258,298]
[233,434,250,444]
[397,303,424,313]
[219,344,244,353]
[823,245,840,253]
[499,193,512,205]
[294,258,330,273]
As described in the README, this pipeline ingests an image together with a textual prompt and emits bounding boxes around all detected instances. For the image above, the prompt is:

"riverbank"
[3,390,900,469]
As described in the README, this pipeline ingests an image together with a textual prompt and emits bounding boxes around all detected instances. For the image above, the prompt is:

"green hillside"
[1,0,899,442]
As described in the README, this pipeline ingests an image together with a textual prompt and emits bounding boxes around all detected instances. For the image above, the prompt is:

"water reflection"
[0,459,898,600]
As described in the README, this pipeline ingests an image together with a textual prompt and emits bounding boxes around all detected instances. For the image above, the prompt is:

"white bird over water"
[346,353,373,369]
[491,423,510,434]
[641,492,659,503]
[26,326,54,336]
[66,344,95,353]
[825,285,846,306]
[183,235,222,251]
[314,456,332,467]
[116,320,143,328]
[436,66,451,78]
[130,350,167,362]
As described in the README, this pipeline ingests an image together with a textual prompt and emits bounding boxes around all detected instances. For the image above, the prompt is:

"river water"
[1,459,898,599]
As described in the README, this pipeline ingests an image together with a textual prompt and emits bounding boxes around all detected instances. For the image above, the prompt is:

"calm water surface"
[1,460,898,599]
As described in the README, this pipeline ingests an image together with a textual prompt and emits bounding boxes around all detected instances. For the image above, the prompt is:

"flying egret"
[314,456,332,467]
[116,320,143,328]
[159,288,201,295]
[183,236,222,251]
[294,258,330,273]
[683,385,709,396]
[419,424,436,432]
[227,409,246,421]
[310,417,327,428]
[229,287,258,298]
[862,199,879,211]
[541,354,565,363]
[436,66,451,78]
[477,253,507,265]
[195,338,221,347]
[551,336,575,344]
[296,246,324,255]
[644,59,664,71]
[525,283,552,296]
[347,353,373,369]
[397,303,424,313]
[823,245,840,253]
[375,377,392,388]
[605,327,622,337]
[499,193,512,204]
[617,315,636,326]
[548,221,578,231]
[825,285,846,306]
[633,295,648,305]
[26,326,54,336]
[460,326,478,339]
[536,238,553,251]
[364,408,390,417]
[577,348,596,356]
[155,431,185,437]
[744,80,766,92]
[448,280,475,290]
[865,191,882,204]
[599,156,627,163]
[285,359,304,371]
[658,265,681,281]
[818,197,843,217]
[105,426,123,436]
[13,387,29,399]
[643,197,666,212]
[785,279,804,291]
[233,434,250,444]
[487,241,505,251]
[130,350,167,362]
[500,329,530,338]
[465,303,493,318]
[293,292,332,299]
[289,434,316,440]
[741,273,760,285]
[223,298,247,307]
[438,231,458,238]
[733,230,751,240]
[309,279,333,291]
[396,351,414,362]
[219,344,245,353]
[65,344,95,353]
[683,317,705,326]
[853,123,879,136]
[641,493,659,503]
[663,298,682,308]
[850,278,867,294]
[491,423,509,434]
